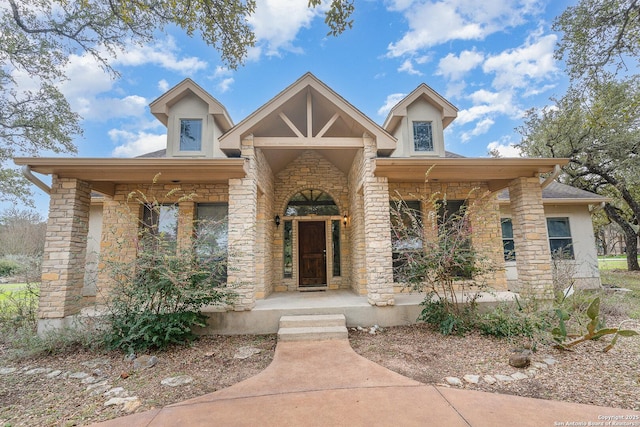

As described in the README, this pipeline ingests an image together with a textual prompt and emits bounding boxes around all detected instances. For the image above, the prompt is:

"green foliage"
[101,188,234,353]
[554,0,640,80]
[551,297,639,352]
[418,294,473,336]
[476,303,547,339]
[518,76,640,271]
[1,0,354,203]
[0,259,20,276]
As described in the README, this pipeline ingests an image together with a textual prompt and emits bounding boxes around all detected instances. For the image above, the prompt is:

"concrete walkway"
[93,339,640,426]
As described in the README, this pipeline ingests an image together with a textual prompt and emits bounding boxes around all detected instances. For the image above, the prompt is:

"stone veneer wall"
[272,150,350,292]
[347,149,367,295]
[508,177,554,298]
[389,181,507,292]
[38,176,91,333]
[97,182,229,304]
[254,148,275,299]
[349,137,395,306]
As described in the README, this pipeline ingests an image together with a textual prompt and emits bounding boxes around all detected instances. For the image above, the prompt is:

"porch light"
[343,213,348,226]
[275,215,281,228]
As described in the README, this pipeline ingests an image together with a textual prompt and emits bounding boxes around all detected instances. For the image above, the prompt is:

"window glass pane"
[546,217,574,259]
[180,119,203,151]
[332,220,341,277]
[390,200,422,282]
[196,203,228,281]
[142,204,178,252]
[285,189,339,216]
[501,218,513,238]
[501,218,515,261]
[283,220,293,278]
[413,121,433,152]
[438,199,472,278]
[547,218,571,237]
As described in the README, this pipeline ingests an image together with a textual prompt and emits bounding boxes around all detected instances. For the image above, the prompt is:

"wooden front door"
[298,221,327,287]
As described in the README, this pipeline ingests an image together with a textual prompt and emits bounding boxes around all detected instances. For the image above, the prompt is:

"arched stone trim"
[277,186,346,218]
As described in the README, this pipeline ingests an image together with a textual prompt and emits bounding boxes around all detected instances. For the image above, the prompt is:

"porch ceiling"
[262,148,358,175]
[14,157,246,196]
[375,157,569,191]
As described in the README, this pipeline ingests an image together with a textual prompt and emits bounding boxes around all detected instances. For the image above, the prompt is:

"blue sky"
[18,0,574,215]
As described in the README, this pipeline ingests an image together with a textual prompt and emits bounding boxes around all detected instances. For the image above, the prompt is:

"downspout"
[541,164,561,189]
[21,165,51,195]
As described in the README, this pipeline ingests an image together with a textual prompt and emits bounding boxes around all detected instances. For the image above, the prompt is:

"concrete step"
[277,314,348,342]
[279,314,346,328]
[277,325,348,342]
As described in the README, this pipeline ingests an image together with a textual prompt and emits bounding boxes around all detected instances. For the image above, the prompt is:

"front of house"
[15,73,604,334]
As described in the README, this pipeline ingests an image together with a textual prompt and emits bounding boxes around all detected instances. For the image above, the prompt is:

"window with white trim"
[413,121,433,152]
[179,119,203,151]
[501,218,516,261]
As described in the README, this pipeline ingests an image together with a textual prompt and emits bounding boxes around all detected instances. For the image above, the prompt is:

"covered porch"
[197,289,518,335]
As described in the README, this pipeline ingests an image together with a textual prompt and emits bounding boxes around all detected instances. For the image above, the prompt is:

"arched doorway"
[283,189,341,289]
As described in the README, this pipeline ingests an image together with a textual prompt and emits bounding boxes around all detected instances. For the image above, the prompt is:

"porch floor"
[199,289,517,335]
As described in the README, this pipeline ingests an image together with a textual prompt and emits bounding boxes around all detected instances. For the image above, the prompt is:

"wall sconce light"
[343,213,348,226]
[275,215,281,228]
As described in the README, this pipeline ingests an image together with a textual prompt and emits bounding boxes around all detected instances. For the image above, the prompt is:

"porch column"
[508,177,553,299]
[227,138,257,310]
[362,136,395,306]
[38,176,91,334]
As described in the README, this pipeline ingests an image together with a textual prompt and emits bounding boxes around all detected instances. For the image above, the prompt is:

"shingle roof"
[498,181,606,202]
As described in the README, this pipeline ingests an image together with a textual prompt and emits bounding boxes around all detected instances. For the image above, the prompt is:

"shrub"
[100,185,235,353]
[475,302,548,339]
[0,258,20,276]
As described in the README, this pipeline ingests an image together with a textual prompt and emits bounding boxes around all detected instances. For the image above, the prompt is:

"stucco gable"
[149,78,233,132]
[219,72,396,156]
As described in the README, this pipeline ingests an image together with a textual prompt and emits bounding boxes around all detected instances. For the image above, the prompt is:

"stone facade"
[508,177,554,298]
[38,176,91,333]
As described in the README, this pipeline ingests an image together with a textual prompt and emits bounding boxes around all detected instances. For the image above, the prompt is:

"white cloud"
[248,0,321,57]
[387,0,542,57]
[377,93,407,116]
[487,140,522,157]
[460,117,494,142]
[436,50,484,80]
[110,129,166,157]
[483,32,558,89]
[398,59,423,75]
[114,36,207,74]
[217,78,234,93]
[457,89,520,125]
[158,79,170,92]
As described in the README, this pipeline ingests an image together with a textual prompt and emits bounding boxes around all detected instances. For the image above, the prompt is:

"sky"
[17,0,575,215]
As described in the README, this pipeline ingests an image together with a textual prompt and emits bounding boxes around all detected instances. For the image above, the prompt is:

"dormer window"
[413,121,433,152]
[180,119,203,151]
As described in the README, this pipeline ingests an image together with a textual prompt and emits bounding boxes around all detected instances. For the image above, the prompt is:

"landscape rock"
[483,375,497,385]
[445,376,463,387]
[233,346,261,360]
[509,351,531,368]
[0,368,17,375]
[81,359,110,369]
[463,374,480,384]
[104,387,127,398]
[123,398,142,413]
[494,374,514,382]
[104,397,138,407]
[81,376,101,384]
[68,372,90,379]
[25,368,52,375]
[133,355,158,370]
[543,357,557,366]
[531,361,548,369]
[46,370,62,378]
[511,372,529,380]
[161,375,194,387]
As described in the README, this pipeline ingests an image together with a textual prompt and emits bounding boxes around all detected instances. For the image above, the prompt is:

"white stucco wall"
[501,204,601,291]
[390,97,445,158]
[83,203,103,296]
